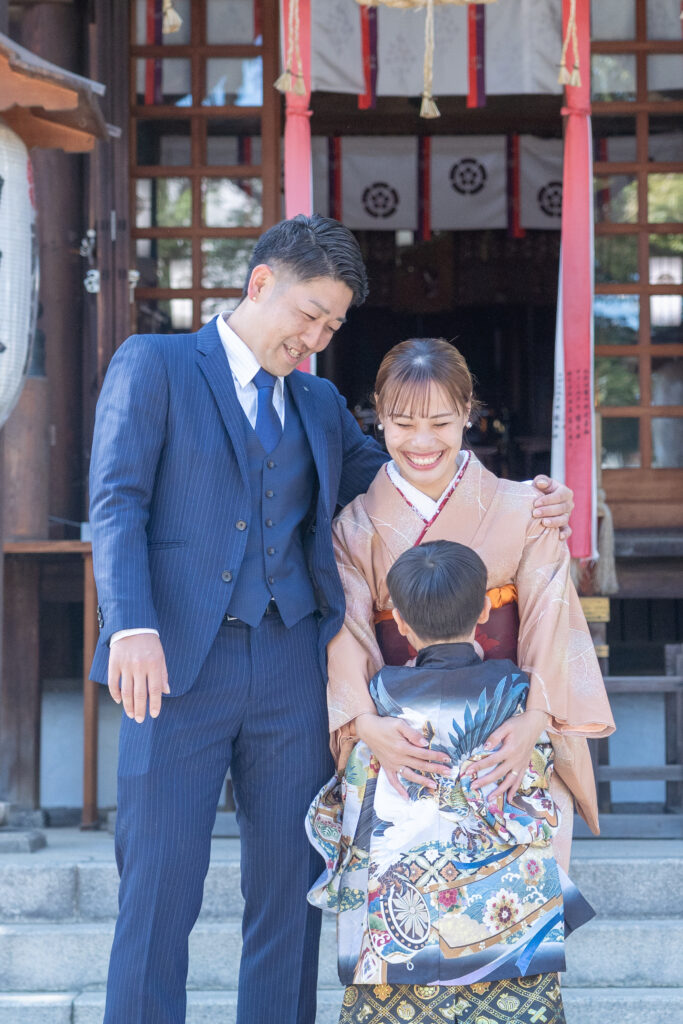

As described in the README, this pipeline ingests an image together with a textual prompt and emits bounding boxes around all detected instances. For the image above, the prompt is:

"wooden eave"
[0,32,109,152]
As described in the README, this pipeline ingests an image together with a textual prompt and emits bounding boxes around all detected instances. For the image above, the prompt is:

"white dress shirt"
[111,312,284,646]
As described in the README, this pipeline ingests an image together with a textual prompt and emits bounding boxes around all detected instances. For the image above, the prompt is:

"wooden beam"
[0,54,77,109]
[596,765,683,782]
[1,106,96,151]
[603,675,683,693]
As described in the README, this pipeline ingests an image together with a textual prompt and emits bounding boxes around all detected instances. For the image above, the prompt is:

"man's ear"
[247,263,274,302]
[477,595,491,626]
[392,606,410,638]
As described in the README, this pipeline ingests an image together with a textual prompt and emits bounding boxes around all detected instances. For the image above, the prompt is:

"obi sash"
[374,584,520,666]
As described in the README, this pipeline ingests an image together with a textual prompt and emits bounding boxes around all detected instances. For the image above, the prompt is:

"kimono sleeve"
[515,517,615,738]
[327,509,384,766]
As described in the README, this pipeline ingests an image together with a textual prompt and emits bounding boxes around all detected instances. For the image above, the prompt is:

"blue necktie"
[253,368,282,453]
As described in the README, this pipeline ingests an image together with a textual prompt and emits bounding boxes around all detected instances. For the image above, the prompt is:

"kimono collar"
[415,642,481,670]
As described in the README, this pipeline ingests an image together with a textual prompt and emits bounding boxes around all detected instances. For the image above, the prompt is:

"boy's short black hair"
[386,540,487,641]
[243,214,369,306]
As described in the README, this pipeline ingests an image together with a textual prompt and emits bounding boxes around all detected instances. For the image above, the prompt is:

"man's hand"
[466,709,549,802]
[355,713,451,800]
[108,634,170,722]
[531,475,574,541]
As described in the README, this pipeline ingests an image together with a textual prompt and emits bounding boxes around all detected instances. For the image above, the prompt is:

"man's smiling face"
[243,264,352,376]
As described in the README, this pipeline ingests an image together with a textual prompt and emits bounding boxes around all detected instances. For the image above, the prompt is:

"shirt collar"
[215,311,284,392]
[386,455,464,520]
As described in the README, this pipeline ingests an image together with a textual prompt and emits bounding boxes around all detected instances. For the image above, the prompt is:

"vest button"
[236,520,247,530]
[266,459,276,469]
[267,546,275,555]
[221,570,233,582]
[265,519,273,528]
[268,575,275,585]
[265,490,274,498]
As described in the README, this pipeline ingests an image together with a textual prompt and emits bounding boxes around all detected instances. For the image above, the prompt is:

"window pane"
[651,295,683,343]
[136,178,192,228]
[204,57,263,106]
[594,175,638,223]
[206,119,262,165]
[591,55,637,102]
[201,177,262,227]
[652,418,683,468]
[647,56,683,102]
[648,174,683,224]
[601,417,640,467]
[135,59,192,105]
[649,235,683,284]
[201,297,241,323]
[596,356,640,406]
[647,0,683,40]
[649,121,683,163]
[201,238,256,289]
[207,0,258,44]
[137,299,193,334]
[136,238,192,289]
[137,119,191,167]
[592,0,635,40]
[593,117,637,162]
[595,235,639,283]
[595,294,639,345]
[652,357,683,407]
[134,0,191,45]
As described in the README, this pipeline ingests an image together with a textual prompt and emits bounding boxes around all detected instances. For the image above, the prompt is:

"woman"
[319,339,614,1024]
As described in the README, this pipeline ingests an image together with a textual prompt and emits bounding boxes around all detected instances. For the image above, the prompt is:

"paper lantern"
[0,121,38,429]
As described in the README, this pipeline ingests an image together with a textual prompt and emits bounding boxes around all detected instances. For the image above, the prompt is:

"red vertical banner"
[145,0,163,105]
[467,4,486,109]
[358,7,378,110]
[560,0,595,559]
[418,136,431,242]
[506,135,526,239]
[328,136,342,222]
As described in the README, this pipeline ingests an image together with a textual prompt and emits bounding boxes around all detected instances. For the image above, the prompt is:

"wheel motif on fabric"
[362,182,400,218]
[380,882,431,951]
[450,158,487,194]
[537,181,563,217]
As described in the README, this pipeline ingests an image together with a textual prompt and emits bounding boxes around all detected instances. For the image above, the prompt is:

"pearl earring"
[466,420,472,428]
[377,422,384,432]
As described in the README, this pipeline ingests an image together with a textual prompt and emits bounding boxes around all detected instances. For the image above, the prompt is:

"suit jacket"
[88,318,387,694]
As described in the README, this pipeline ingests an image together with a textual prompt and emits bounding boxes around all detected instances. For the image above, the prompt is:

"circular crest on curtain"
[0,121,39,429]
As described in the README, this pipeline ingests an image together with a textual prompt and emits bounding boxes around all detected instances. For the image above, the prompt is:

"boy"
[307,540,592,1017]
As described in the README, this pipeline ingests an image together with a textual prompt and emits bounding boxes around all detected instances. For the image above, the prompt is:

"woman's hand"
[532,476,574,541]
[467,709,550,802]
[355,713,452,800]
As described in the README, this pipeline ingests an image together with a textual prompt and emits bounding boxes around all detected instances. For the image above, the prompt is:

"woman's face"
[379,382,470,500]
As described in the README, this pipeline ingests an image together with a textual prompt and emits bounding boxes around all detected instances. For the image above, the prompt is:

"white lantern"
[0,121,39,429]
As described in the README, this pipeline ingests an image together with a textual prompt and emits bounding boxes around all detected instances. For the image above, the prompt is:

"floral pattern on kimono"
[307,644,594,988]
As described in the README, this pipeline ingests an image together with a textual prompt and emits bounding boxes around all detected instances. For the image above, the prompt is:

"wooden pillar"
[82,551,99,828]
[0,555,41,807]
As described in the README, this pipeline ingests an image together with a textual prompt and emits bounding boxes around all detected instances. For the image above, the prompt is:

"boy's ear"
[477,595,491,626]
[392,606,410,637]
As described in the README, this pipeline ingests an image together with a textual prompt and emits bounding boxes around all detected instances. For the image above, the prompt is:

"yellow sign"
[593,644,609,659]
[580,597,610,622]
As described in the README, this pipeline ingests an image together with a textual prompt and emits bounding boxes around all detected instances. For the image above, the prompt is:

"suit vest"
[226,385,317,627]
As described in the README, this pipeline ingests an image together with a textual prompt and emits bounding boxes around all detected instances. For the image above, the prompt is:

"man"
[89,214,572,1024]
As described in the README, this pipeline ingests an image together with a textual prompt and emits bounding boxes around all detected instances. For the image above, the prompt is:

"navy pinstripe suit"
[89,318,387,1023]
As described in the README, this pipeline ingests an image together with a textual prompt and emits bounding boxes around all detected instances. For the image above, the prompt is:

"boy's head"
[386,540,489,647]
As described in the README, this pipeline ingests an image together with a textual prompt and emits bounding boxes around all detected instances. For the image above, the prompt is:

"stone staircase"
[0,830,681,1024]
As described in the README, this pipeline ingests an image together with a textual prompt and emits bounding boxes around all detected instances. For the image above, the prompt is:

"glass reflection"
[592,1,635,40]
[647,56,683,102]
[201,238,256,289]
[648,175,683,224]
[595,235,639,283]
[135,59,192,105]
[647,0,683,40]
[206,120,262,166]
[652,358,683,407]
[593,118,637,162]
[136,178,192,228]
[204,57,263,106]
[596,357,640,406]
[137,120,191,167]
[594,175,638,223]
[207,0,258,44]
[649,235,683,285]
[650,296,683,344]
[201,178,262,227]
[137,298,193,334]
[601,417,640,468]
[136,238,192,289]
[648,123,683,163]
[591,55,637,102]
[652,418,683,468]
[135,0,191,45]
[595,294,639,345]
[201,297,241,324]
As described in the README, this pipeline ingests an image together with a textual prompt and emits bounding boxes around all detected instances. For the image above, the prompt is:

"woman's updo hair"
[374,338,480,421]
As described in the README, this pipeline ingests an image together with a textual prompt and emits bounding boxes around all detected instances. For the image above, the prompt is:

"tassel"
[162,0,182,35]
[569,64,582,87]
[557,61,571,86]
[274,70,293,94]
[292,73,307,96]
[558,0,580,87]
[420,94,441,118]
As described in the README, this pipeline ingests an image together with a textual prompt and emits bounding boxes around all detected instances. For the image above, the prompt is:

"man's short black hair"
[386,541,488,642]
[243,214,369,306]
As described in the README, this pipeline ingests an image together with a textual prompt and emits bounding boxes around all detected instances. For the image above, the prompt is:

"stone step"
[1,854,681,923]
[0,917,681,993]
[0,989,679,1024]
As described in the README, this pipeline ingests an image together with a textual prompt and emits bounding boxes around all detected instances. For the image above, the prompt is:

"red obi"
[374,584,519,666]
